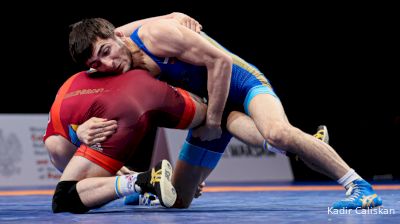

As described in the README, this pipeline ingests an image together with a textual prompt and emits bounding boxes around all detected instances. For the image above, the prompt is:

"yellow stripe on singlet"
[200,32,272,89]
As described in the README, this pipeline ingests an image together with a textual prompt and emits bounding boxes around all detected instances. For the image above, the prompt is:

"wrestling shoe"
[139,193,160,206]
[124,192,160,206]
[135,160,176,208]
[123,192,140,205]
[313,125,329,144]
[332,179,383,209]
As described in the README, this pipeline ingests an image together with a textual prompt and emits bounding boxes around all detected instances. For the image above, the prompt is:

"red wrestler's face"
[86,37,132,74]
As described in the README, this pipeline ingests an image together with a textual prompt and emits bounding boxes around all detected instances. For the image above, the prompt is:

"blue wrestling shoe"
[138,193,160,206]
[124,192,140,205]
[332,179,383,209]
[124,192,160,206]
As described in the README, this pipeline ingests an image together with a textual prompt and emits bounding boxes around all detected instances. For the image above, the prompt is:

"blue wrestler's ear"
[114,30,125,38]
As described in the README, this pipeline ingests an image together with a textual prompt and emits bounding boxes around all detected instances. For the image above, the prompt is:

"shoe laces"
[140,196,151,206]
[313,131,324,141]
[150,168,162,185]
[344,184,361,201]
[139,193,159,206]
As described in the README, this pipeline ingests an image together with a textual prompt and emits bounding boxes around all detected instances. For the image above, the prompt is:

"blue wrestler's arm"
[140,19,232,141]
[115,12,202,36]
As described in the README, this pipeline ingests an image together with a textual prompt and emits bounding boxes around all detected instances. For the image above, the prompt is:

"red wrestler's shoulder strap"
[175,88,196,129]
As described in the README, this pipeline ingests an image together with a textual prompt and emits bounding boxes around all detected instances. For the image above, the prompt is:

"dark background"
[2,1,399,181]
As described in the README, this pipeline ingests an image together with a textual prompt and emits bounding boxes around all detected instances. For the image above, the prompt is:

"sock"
[114,174,142,198]
[263,139,286,155]
[337,169,362,189]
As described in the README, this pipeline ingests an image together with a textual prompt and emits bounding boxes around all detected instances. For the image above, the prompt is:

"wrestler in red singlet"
[44,69,195,174]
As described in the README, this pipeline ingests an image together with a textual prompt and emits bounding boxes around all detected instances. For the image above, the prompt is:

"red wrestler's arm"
[44,135,76,172]
[45,134,133,174]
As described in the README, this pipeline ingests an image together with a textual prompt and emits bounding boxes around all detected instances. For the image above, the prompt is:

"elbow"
[45,143,64,172]
[205,53,233,81]
[212,54,232,75]
[221,54,233,74]
[221,54,233,69]
[45,141,58,161]
[49,156,64,173]
[44,136,75,172]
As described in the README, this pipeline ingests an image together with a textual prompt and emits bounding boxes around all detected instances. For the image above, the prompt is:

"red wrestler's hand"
[192,124,222,141]
[116,166,136,176]
[77,117,117,145]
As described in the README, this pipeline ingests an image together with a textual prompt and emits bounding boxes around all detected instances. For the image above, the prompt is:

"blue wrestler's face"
[86,37,132,74]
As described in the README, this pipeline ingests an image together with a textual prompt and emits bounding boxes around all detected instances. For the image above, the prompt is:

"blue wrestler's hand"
[192,124,222,141]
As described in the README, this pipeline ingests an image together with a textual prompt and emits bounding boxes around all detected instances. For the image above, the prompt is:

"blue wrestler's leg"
[227,111,335,176]
[245,86,381,209]
[172,129,232,208]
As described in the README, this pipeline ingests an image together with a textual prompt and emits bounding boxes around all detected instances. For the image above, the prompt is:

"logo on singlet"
[64,88,105,99]
[90,143,103,152]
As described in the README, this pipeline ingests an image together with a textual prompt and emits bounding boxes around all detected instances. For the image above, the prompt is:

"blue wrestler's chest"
[157,61,249,109]
[156,59,208,98]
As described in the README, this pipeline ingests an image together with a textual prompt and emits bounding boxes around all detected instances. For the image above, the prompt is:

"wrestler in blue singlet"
[131,28,279,168]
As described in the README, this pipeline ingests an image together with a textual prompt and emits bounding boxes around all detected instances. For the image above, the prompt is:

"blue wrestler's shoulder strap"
[130,27,166,64]
[68,125,81,147]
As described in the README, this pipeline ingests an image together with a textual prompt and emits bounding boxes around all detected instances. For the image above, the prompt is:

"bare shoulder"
[140,19,182,41]
[139,19,185,56]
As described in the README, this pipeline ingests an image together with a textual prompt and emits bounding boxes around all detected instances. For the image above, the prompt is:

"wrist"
[205,119,221,128]
[206,111,222,126]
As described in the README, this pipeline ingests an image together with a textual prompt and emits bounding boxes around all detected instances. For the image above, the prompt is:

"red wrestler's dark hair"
[69,18,115,66]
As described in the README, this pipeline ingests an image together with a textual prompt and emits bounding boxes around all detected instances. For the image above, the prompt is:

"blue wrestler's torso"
[130,28,271,109]
[131,28,208,97]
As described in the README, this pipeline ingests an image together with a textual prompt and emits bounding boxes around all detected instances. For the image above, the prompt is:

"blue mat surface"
[1,186,399,224]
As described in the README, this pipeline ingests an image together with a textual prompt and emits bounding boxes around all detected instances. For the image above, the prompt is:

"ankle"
[337,169,362,189]
[136,170,155,194]
[115,173,141,198]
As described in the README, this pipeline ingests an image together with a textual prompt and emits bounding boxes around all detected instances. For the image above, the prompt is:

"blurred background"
[1,1,398,182]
